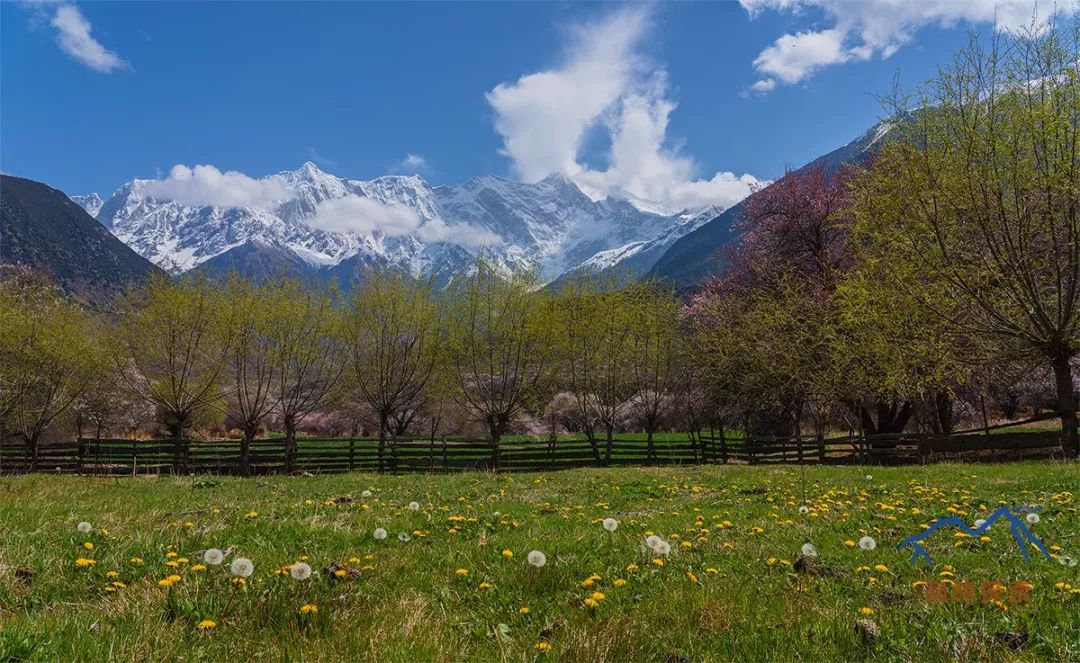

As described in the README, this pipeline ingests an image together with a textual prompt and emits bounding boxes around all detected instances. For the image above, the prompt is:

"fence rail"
[0,429,1067,476]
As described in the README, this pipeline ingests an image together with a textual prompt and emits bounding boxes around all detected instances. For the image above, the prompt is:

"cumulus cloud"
[741,0,1069,91]
[50,4,129,73]
[307,195,500,249]
[486,8,760,211]
[142,164,294,208]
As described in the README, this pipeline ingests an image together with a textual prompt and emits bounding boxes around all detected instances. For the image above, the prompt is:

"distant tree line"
[1,21,1076,466]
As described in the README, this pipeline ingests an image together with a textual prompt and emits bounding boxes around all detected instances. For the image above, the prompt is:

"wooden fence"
[0,429,1067,476]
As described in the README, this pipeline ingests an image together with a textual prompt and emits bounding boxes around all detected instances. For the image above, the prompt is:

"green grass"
[1,462,1078,662]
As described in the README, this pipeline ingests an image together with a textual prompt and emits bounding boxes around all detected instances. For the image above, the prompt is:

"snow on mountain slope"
[78,162,729,284]
[71,193,103,218]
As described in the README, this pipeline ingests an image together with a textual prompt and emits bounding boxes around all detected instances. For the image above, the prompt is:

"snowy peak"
[72,193,103,218]
[86,163,732,284]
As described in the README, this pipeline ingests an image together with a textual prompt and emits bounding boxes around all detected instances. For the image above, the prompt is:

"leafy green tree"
[340,269,440,468]
[267,278,344,474]
[444,262,554,465]
[115,274,231,472]
[0,269,105,469]
[853,21,1080,456]
[551,271,639,461]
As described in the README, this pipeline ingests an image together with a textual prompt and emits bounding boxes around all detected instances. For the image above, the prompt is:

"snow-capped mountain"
[71,193,103,218]
[76,162,722,284]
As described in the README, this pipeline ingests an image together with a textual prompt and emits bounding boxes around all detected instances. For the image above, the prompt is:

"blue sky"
[0,1,1061,209]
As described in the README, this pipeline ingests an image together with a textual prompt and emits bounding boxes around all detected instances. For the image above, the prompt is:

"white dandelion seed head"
[602,518,618,532]
[361,490,373,498]
[645,535,662,551]
[398,532,412,542]
[865,475,873,481]
[230,557,254,578]
[973,519,986,528]
[290,561,312,580]
[858,536,877,551]
[1026,513,1040,524]
[203,548,225,565]
[655,540,672,556]
[408,501,420,511]
[1068,557,1078,568]
[801,543,818,557]
[527,550,547,567]
[76,521,92,534]
[1058,555,1072,566]
[373,527,388,540]
[798,505,809,515]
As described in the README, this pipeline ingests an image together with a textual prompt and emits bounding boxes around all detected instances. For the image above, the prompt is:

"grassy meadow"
[1,462,1078,662]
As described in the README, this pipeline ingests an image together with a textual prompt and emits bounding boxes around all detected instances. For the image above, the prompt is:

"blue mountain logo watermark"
[898,506,1053,565]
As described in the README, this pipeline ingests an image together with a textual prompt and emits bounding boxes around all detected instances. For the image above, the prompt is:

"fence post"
[442,435,448,472]
[719,424,728,464]
[77,438,87,474]
[349,437,356,471]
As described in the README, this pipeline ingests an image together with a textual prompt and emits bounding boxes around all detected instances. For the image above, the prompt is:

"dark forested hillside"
[0,174,163,307]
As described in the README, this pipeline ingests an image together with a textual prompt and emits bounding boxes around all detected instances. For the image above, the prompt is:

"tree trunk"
[378,411,389,473]
[240,422,256,476]
[170,417,187,474]
[1051,351,1078,458]
[284,416,297,475]
[25,431,40,473]
[604,427,614,465]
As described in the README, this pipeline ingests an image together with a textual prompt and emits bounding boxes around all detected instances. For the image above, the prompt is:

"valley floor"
[1,463,1078,662]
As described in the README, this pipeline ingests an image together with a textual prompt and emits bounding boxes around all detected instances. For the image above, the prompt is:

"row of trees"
[0,265,692,472]
[687,20,1079,457]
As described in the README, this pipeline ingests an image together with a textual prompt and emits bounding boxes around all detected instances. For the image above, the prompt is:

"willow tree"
[444,263,554,466]
[854,21,1080,456]
[626,283,688,460]
[268,278,344,474]
[0,271,104,470]
[341,269,440,469]
[222,277,280,475]
[551,271,639,462]
[115,274,230,472]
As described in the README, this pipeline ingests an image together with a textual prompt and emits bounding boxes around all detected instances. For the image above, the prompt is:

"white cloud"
[486,8,761,211]
[306,195,500,249]
[50,4,129,73]
[415,217,502,249]
[400,153,428,170]
[142,164,294,208]
[307,195,421,236]
[741,0,1069,90]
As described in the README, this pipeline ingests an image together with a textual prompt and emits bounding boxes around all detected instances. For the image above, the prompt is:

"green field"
[1,463,1078,662]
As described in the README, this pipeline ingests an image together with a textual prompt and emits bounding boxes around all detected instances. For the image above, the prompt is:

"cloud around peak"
[141,164,293,208]
[486,8,762,211]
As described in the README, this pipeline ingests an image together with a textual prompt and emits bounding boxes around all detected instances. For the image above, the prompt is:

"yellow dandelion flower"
[479,582,493,589]
[129,557,144,565]
[105,570,119,578]
[625,563,639,572]
[583,598,599,609]
[299,603,318,615]
[519,606,530,614]
[590,591,605,601]
[874,564,888,573]
[82,542,94,550]
[502,549,513,558]
[75,558,96,568]
[334,569,348,578]
[859,607,874,616]
[535,642,552,651]
[455,568,468,576]
[613,578,627,587]
[191,564,207,572]
[197,619,216,630]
